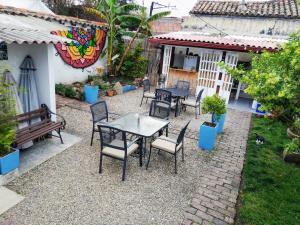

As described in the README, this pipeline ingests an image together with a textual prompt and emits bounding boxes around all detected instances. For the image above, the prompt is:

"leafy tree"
[225,31,300,124]
[115,7,170,74]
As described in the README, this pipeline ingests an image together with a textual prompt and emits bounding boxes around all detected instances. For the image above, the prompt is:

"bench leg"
[57,128,64,144]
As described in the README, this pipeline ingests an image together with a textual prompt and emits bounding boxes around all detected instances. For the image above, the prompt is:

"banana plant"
[115,7,170,75]
[86,0,139,75]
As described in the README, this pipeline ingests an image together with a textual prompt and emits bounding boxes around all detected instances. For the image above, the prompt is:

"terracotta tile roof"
[190,0,300,19]
[0,5,108,29]
[149,32,287,52]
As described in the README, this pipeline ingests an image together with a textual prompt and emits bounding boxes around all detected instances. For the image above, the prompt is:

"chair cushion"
[144,92,155,98]
[171,102,177,108]
[102,140,139,159]
[182,99,199,107]
[151,136,182,154]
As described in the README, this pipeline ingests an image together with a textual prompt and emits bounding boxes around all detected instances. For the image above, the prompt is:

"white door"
[220,52,239,103]
[197,50,223,99]
[162,45,172,87]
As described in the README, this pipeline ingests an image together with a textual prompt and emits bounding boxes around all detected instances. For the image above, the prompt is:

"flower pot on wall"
[212,113,226,135]
[198,122,217,151]
[0,148,19,175]
[283,150,300,164]
[84,85,99,104]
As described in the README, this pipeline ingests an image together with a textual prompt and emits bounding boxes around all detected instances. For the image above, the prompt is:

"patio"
[1,89,251,225]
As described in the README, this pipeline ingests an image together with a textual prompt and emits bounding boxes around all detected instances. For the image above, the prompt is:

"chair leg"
[199,105,201,115]
[174,152,178,174]
[122,158,127,181]
[90,128,95,146]
[146,97,149,104]
[195,107,198,119]
[182,145,184,162]
[146,146,153,170]
[140,96,144,107]
[99,153,103,174]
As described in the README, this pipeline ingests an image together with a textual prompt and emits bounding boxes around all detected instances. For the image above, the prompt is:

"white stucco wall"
[183,16,300,38]
[50,45,105,84]
[6,43,56,113]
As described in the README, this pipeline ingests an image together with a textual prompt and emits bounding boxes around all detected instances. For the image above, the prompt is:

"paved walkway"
[1,90,251,224]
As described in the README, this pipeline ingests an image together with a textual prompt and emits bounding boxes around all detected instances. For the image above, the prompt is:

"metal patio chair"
[149,100,171,120]
[176,80,190,93]
[90,100,119,146]
[182,89,204,118]
[98,124,142,181]
[146,121,190,174]
[140,79,155,106]
[155,89,176,109]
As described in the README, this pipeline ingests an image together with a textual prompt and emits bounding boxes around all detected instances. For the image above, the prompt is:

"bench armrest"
[41,104,66,129]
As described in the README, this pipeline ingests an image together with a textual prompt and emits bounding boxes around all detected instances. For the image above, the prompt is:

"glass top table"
[162,88,189,98]
[107,113,169,138]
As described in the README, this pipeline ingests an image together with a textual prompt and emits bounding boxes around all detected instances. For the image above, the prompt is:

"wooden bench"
[14,104,66,148]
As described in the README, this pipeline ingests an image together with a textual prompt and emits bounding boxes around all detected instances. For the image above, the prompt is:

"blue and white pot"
[198,122,217,151]
[212,113,226,135]
[0,148,19,175]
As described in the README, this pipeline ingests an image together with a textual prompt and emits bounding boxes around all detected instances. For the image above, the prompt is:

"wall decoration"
[52,27,106,69]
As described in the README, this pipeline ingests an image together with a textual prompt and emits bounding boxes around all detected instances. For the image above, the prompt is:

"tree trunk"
[115,27,140,75]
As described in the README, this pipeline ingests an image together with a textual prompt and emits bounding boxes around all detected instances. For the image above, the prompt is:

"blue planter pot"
[0,148,19,175]
[212,113,226,135]
[122,85,136,93]
[84,85,99,104]
[198,122,217,151]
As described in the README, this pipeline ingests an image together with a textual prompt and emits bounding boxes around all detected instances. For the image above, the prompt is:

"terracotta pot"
[283,150,300,164]
[287,127,300,139]
[107,90,114,97]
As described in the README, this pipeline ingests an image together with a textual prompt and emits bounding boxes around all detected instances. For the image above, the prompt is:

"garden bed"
[236,116,300,225]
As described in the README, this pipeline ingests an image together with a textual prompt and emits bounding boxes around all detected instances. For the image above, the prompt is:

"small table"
[108,113,169,155]
[162,88,189,117]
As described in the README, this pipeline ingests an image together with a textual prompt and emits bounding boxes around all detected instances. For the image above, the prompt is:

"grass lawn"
[238,116,300,225]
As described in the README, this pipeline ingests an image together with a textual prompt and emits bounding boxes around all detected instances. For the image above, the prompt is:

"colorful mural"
[52,27,106,69]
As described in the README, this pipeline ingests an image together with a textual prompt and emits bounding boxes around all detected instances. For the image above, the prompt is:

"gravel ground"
[2,90,234,225]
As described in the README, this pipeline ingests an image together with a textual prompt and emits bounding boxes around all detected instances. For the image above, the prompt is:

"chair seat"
[171,102,177,108]
[102,140,139,159]
[144,92,155,98]
[151,136,182,154]
[182,99,199,107]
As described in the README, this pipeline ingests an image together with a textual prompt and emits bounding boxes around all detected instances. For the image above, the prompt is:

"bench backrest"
[15,107,50,124]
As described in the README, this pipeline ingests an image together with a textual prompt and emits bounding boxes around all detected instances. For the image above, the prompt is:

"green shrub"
[201,94,226,119]
[0,74,17,156]
[116,42,148,79]
[284,138,300,154]
[55,83,77,98]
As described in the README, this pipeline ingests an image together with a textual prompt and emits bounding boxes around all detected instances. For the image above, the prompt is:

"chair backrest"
[90,101,108,123]
[143,79,150,92]
[176,121,190,146]
[98,124,127,153]
[149,100,171,120]
[196,89,204,103]
[176,80,190,92]
[155,89,172,103]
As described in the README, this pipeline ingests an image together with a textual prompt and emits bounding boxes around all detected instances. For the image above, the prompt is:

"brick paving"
[56,93,252,225]
[182,111,251,225]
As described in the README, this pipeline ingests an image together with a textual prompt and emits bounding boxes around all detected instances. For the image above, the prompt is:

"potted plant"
[283,138,300,163]
[106,84,115,97]
[0,76,19,175]
[287,118,300,139]
[198,95,226,151]
[84,75,100,104]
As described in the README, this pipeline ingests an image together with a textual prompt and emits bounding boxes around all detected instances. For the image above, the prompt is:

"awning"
[149,32,287,52]
[0,25,71,44]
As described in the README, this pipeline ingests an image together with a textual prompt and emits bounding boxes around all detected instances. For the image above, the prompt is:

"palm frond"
[118,3,144,13]
[117,15,142,24]
[147,11,171,23]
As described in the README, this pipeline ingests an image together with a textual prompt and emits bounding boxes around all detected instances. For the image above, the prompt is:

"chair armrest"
[41,104,66,129]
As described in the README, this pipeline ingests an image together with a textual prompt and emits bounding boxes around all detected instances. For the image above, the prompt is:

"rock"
[114,82,123,95]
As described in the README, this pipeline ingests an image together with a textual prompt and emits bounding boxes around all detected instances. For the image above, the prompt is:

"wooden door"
[220,52,239,103]
[197,50,223,98]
